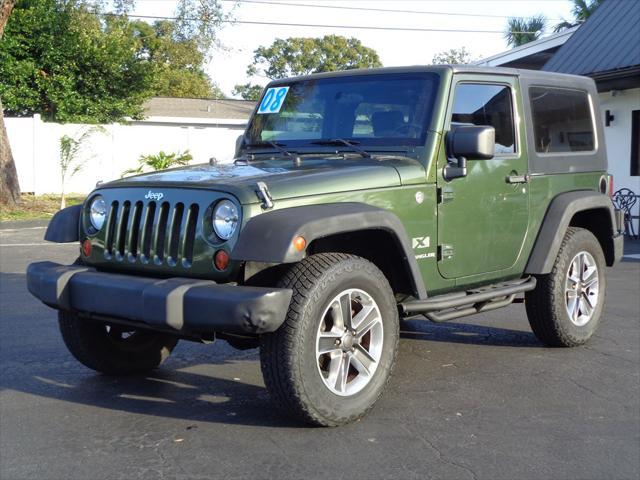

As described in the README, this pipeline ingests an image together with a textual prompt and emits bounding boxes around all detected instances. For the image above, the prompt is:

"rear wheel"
[260,253,399,426]
[525,227,606,347]
[59,311,179,375]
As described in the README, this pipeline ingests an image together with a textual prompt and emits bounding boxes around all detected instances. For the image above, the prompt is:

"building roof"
[143,97,256,120]
[475,27,578,70]
[543,0,640,90]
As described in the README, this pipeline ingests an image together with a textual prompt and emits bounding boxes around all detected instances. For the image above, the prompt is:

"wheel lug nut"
[335,339,341,346]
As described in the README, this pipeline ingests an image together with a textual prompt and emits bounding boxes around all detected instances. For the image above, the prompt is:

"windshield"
[246,72,440,148]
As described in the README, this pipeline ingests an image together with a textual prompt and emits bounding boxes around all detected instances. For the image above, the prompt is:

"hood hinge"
[255,181,274,210]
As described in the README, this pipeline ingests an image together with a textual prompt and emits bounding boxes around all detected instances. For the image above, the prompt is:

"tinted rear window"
[529,87,594,153]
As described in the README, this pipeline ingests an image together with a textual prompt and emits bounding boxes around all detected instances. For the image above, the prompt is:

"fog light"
[214,249,229,271]
[82,239,92,257]
[293,235,306,252]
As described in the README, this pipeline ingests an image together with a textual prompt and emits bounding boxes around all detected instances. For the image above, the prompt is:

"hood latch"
[255,181,274,210]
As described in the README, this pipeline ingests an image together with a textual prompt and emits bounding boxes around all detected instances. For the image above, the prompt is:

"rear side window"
[529,87,594,153]
[451,83,516,155]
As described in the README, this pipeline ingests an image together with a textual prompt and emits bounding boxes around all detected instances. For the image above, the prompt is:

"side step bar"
[399,277,537,323]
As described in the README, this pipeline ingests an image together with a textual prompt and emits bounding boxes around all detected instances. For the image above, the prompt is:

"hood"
[102,156,425,204]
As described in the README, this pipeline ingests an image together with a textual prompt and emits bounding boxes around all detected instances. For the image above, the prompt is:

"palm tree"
[554,0,604,32]
[572,0,604,21]
[504,15,547,48]
[121,150,193,177]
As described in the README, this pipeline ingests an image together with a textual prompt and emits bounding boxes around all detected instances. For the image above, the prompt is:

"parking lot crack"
[566,377,630,408]
[583,346,638,365]
[399,424,478,480]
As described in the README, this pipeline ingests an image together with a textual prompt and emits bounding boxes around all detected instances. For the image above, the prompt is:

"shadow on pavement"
[1,271,541,427]
[400,317,540,347]
[0,367,309,428]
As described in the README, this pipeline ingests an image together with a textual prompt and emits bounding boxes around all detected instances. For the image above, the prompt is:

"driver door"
[437,77,530,280]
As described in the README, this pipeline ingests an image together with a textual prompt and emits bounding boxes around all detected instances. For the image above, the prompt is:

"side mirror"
[234,134,245,158]
[444,125,495,180]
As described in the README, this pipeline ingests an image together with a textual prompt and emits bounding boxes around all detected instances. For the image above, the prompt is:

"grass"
[0,194,85,222]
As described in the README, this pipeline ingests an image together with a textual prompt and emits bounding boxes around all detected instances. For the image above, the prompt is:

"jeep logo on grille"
[144,190,164,201]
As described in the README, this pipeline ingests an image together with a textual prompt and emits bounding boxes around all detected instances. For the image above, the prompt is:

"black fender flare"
[44,204,82,243]
[231,202,427,299]
[525,191,617,275]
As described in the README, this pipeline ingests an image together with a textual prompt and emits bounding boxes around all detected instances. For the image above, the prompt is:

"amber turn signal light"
[214,249,230,271]
[293,235,306,252]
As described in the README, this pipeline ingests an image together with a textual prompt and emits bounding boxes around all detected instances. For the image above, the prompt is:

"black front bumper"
[26,262,292,335]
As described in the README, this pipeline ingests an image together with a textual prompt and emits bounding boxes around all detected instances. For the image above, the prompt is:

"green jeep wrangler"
[27,66,624,426]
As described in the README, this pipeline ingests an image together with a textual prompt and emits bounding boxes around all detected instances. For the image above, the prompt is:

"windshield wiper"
[245,141,301,166]
[310,139,371,158]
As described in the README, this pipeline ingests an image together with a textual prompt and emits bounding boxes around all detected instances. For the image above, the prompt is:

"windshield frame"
[244,71,442,152]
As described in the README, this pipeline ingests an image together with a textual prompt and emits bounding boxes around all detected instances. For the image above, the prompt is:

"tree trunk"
[0,0,15,38]
[0,98,20,206]
[60,178,66,209]
[0,0,19,206]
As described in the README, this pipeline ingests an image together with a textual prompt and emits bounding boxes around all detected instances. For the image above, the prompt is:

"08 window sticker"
[257,86,289,114]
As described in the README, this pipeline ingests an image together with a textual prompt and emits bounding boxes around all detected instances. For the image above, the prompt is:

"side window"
[529,87,594,154]
[451,83,516,155]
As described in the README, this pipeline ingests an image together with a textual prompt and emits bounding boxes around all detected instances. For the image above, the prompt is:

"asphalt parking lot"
[1,221,639,480]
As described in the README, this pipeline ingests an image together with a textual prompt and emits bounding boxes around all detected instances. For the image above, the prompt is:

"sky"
[130,0,576,97]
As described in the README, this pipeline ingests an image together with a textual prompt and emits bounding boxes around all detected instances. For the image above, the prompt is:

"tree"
[504,15,547,48]
[0,0,19,207]
[1,0,230,122]
[0,0,229,206]
[132,19,224,98]
[249,35,381,79]
[122,150,193,177]
[232,83,263,101]
[0,0,155,123]
[431,47,475,65]
[554,0,604,32]
[570,0,604,21]
[174,0,229,58]
[234,35,381,99]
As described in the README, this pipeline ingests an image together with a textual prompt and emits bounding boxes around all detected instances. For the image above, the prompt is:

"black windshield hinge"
[255,181,274,210]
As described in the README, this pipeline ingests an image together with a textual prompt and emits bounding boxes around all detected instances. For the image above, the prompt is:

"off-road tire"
[58,311,179,375]
[260,253,399,427]
[525,227,606,347]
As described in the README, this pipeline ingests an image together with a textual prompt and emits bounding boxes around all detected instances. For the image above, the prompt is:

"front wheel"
[525,227,606,347]
[59,311,179,375]
[260,253,399,426]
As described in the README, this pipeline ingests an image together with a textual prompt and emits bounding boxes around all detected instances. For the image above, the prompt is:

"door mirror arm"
[443,156,467,181]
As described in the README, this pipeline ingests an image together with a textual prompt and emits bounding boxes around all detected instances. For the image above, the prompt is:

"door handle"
[506,174,529,184]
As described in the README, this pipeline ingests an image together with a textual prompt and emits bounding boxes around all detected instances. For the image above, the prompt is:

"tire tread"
[260,253,398,426]
[526,227,605,347]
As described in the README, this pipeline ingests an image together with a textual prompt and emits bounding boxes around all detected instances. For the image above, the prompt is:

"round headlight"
[213,200,239,240]
[89,196,107,231]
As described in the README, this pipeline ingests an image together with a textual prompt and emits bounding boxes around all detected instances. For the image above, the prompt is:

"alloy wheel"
[315,288,384,396]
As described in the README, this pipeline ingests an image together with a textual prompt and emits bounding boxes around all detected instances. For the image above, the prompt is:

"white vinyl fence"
[5,114,246,195]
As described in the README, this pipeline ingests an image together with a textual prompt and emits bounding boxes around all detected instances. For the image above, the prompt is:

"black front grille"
[104,200,199,267]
